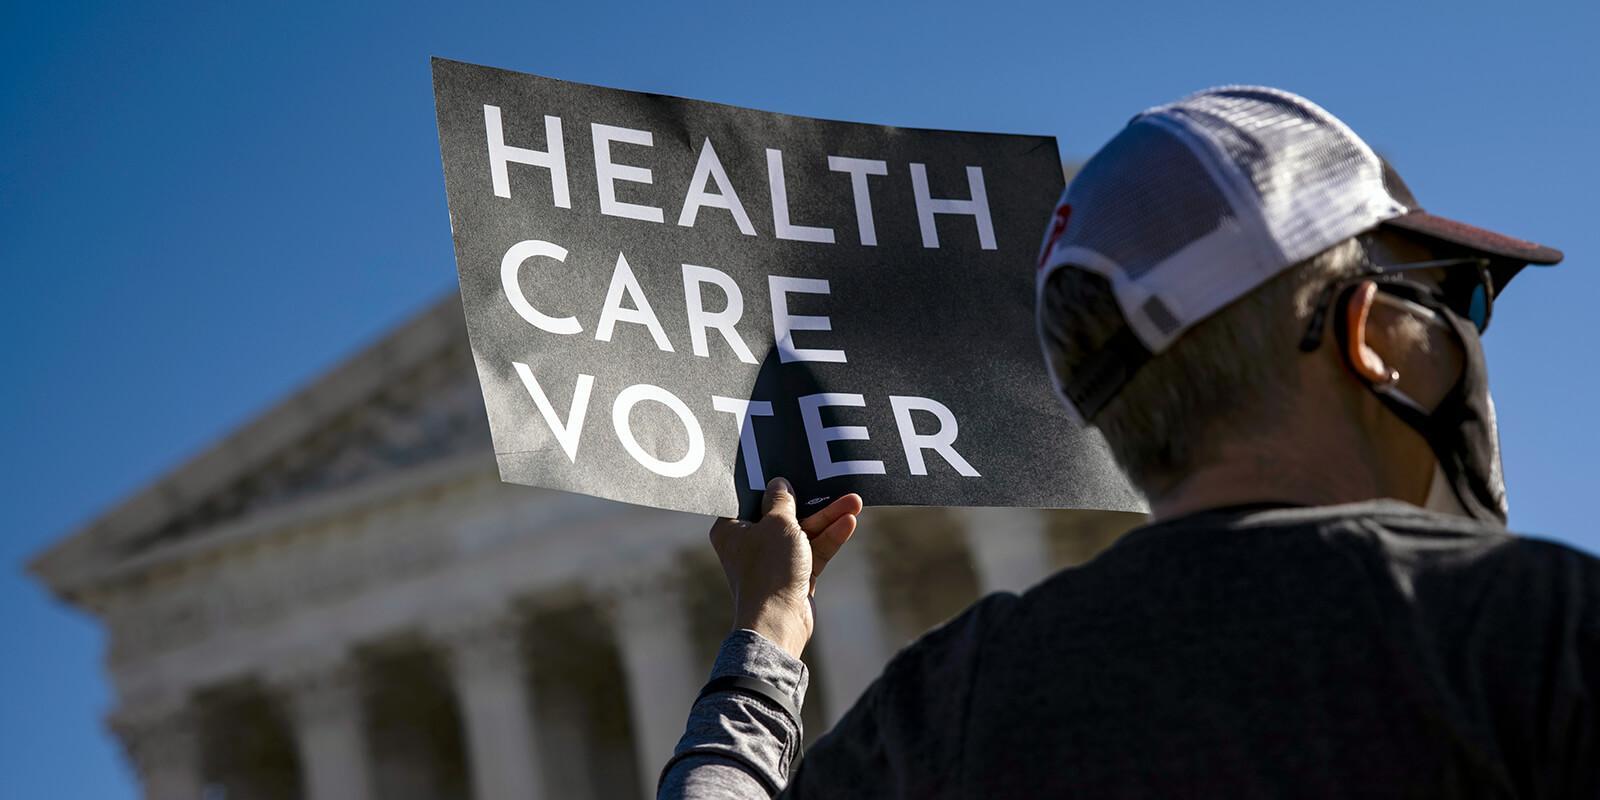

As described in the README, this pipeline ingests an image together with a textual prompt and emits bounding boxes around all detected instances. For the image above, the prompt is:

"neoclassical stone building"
[30,296,1143,800]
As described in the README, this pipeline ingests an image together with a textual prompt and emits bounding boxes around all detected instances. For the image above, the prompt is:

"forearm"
[658,629,809,799]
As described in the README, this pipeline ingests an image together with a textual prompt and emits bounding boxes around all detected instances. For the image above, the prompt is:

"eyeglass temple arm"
[1372,256,1490,275]
[1299,255,1490,352]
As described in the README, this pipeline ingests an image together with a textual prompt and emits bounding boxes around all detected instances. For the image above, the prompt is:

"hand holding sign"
[709,478,863,659]
[433,58,1143,519]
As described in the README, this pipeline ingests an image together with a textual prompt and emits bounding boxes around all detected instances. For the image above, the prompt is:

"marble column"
[275,655,374,800]
[598,562,702,800]
[811,544,893,725]
[961,508,1054,595]
[437,612,544,800]
[110,701,204,800]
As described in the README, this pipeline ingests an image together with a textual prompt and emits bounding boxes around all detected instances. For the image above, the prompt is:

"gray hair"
[1040,237,1368,490]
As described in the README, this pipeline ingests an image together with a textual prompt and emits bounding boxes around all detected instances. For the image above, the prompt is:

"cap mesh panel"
[1162,88,1385,262]
[1059,120,1237,281]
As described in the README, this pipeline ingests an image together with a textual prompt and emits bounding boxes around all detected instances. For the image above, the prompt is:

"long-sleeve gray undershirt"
[658,629,808,799]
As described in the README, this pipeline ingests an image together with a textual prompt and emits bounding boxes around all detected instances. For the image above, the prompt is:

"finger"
[808,515,856,595]
[799,493,864,539]
[708,517,748,549]
[761,476,798,521]
[809,513,857,578]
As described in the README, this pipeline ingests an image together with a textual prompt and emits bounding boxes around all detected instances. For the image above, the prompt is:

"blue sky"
[3,0,1595,795]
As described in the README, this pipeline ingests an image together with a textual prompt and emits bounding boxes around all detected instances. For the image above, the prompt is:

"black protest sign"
[432,57,1141,519]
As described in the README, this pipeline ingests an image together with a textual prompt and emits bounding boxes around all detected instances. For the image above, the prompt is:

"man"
[658,86,1596,798]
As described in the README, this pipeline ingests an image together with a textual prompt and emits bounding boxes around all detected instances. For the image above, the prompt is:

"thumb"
[761,476,798,521]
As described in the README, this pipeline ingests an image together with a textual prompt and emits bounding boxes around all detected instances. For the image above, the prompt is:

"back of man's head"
[1040,239,1363,490]
[1035,86,1562,519]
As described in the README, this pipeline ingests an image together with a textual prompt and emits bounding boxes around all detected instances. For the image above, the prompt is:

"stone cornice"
[60,447,499,613]
[105,498,703,700]
[30,293,479,604]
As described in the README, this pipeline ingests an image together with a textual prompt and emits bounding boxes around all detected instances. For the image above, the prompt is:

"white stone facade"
[32,297,1141,800]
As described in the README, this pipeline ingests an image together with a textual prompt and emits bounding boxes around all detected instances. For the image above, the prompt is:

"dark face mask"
[1329,283,1509,525]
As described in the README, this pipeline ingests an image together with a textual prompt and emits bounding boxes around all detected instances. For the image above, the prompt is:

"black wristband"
[695,674,803,728]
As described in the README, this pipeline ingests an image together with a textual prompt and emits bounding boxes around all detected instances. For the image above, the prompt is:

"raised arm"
[658,478,862,799]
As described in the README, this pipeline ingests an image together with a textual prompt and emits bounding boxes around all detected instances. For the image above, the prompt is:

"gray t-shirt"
[661,501,1599,799]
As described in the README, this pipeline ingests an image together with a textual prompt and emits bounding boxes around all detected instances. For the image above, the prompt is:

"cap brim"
[1381,210,1563,266]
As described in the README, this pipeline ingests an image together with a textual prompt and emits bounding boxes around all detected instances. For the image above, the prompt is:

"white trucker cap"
[1036,85,1563,423]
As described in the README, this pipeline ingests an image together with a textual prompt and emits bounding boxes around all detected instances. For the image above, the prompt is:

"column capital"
[594,557,705,800]
[959,507,1054,594]
[588,557,689,631]
[809,538,894,725]
[436,607,547,800]
[428,607,528,681]
[954,506,1049,533]
[109,698,205,799]
[267,650,364,726]
[108,698,199,774]
[270,651,374,800]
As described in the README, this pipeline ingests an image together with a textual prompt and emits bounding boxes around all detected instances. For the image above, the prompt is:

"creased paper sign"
[432,57,1141,519]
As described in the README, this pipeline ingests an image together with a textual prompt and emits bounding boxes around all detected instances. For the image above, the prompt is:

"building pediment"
[31,294,494,603]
